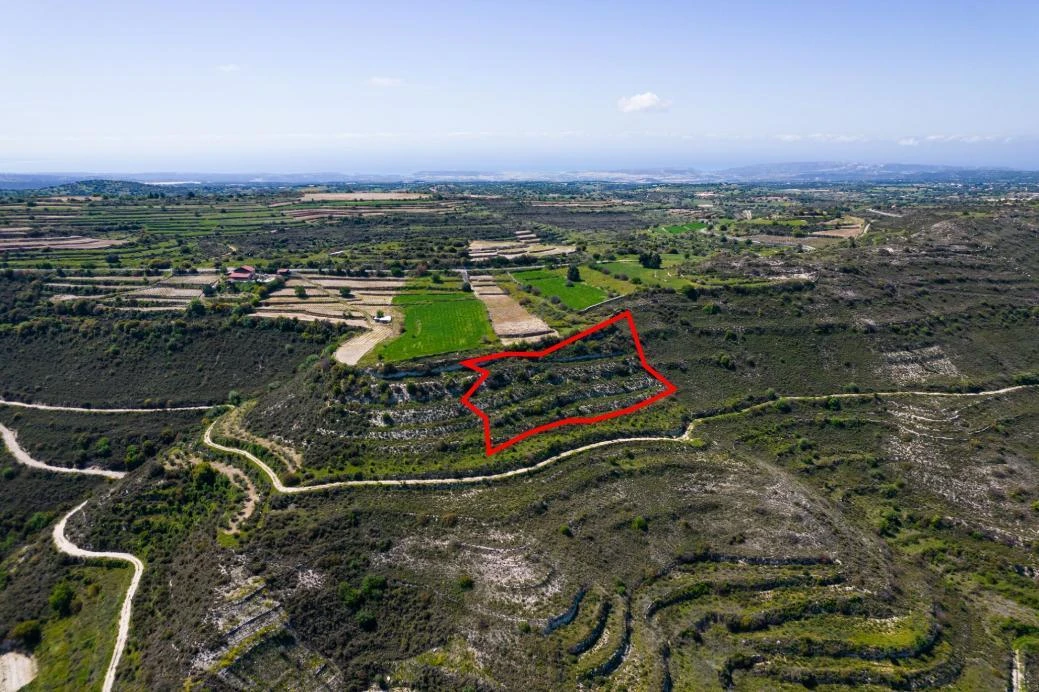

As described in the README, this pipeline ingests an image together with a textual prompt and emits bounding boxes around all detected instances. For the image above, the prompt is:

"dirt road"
[204,384,1036,493]
[0,424,126,479]
[0,398,219,414]
[204,421,669,491]
[52,502,143,692]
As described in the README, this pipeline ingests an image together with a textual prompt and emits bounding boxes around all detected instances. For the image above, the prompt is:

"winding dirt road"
[52,502,143,692]
[203,384,1035,492]
[4,381,1032,692]
[1,424,126,479]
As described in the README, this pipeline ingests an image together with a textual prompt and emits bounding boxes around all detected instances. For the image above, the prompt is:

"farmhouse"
[227,265,256,281]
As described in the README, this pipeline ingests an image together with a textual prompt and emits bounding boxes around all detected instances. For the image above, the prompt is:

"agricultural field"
[2,178,1039,691]
[598,257,690,289]
[376,287,497,361]
[511,268,608,310]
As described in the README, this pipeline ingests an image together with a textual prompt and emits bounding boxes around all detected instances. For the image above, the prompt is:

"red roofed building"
[227,265,256,281]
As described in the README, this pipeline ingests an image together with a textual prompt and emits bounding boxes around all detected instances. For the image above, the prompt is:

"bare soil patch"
[0,236,126,251]
[0,652,37,692]
[881,346,961,385]
[333,323,397,365]
[470,275,556,344]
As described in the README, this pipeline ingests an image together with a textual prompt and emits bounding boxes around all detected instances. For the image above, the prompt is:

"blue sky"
[3,0,1038,172]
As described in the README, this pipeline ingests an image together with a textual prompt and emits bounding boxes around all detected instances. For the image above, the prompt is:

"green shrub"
[8,620,41,648]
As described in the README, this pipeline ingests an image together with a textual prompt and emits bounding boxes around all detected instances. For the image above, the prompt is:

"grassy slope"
[28,565,130,692]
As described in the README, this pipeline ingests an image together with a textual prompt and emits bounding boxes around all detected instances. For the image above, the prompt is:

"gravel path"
[52,502,143,692]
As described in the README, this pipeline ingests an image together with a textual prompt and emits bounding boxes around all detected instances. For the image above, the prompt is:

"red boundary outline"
[459,310,678,456]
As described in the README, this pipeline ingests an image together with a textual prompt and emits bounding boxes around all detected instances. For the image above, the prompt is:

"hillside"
[1,182,1038,691]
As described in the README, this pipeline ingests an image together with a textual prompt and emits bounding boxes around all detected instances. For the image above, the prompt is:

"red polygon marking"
[459,310,678,456]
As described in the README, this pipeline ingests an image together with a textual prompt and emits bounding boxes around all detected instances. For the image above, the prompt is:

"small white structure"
[374,315,392,324]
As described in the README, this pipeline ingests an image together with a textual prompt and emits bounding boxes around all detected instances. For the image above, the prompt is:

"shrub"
[8,620,41,648]
[632,516,649,532]
[355,609,377,631]
[49,582,76,616]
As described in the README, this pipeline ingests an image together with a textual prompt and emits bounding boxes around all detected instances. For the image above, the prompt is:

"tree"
[93,437,111,458]
[566,264,582,282]
[638,252,662,269]
[294,286,307,299]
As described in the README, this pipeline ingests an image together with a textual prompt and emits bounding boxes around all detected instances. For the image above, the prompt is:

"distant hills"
[1,162,1037,190]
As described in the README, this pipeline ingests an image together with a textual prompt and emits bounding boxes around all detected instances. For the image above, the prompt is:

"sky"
[3,0,1039,173]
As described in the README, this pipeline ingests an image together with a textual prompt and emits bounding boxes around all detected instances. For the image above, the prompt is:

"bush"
[8,620,41,648]
[49,582,76,616]
[632,516,649,532]
[355,609,377,631]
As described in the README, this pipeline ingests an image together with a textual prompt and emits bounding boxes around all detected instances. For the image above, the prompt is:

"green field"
[511,269,606,310]
[582,265,636,296]
[663,221,707,233]
[598,259,689,289]
[377,289,496,361]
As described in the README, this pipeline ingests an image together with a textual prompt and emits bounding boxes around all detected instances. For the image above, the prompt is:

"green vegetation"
[377,288,496,361]
[663,221,707,233]
[32,566,130,691]
[512,268,606,310]
[598,258,688,289]
[3,179,1039,690]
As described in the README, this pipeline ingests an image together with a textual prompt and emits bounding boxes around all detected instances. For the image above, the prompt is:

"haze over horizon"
[4,0,1038,173]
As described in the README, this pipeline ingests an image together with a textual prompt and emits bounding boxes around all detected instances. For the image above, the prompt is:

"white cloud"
[617,92,670,113]
[368,76,404,88]
[774,133,866,144]
[897,134,999,146]
[216,64,241,73]
[925,134,995,144]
